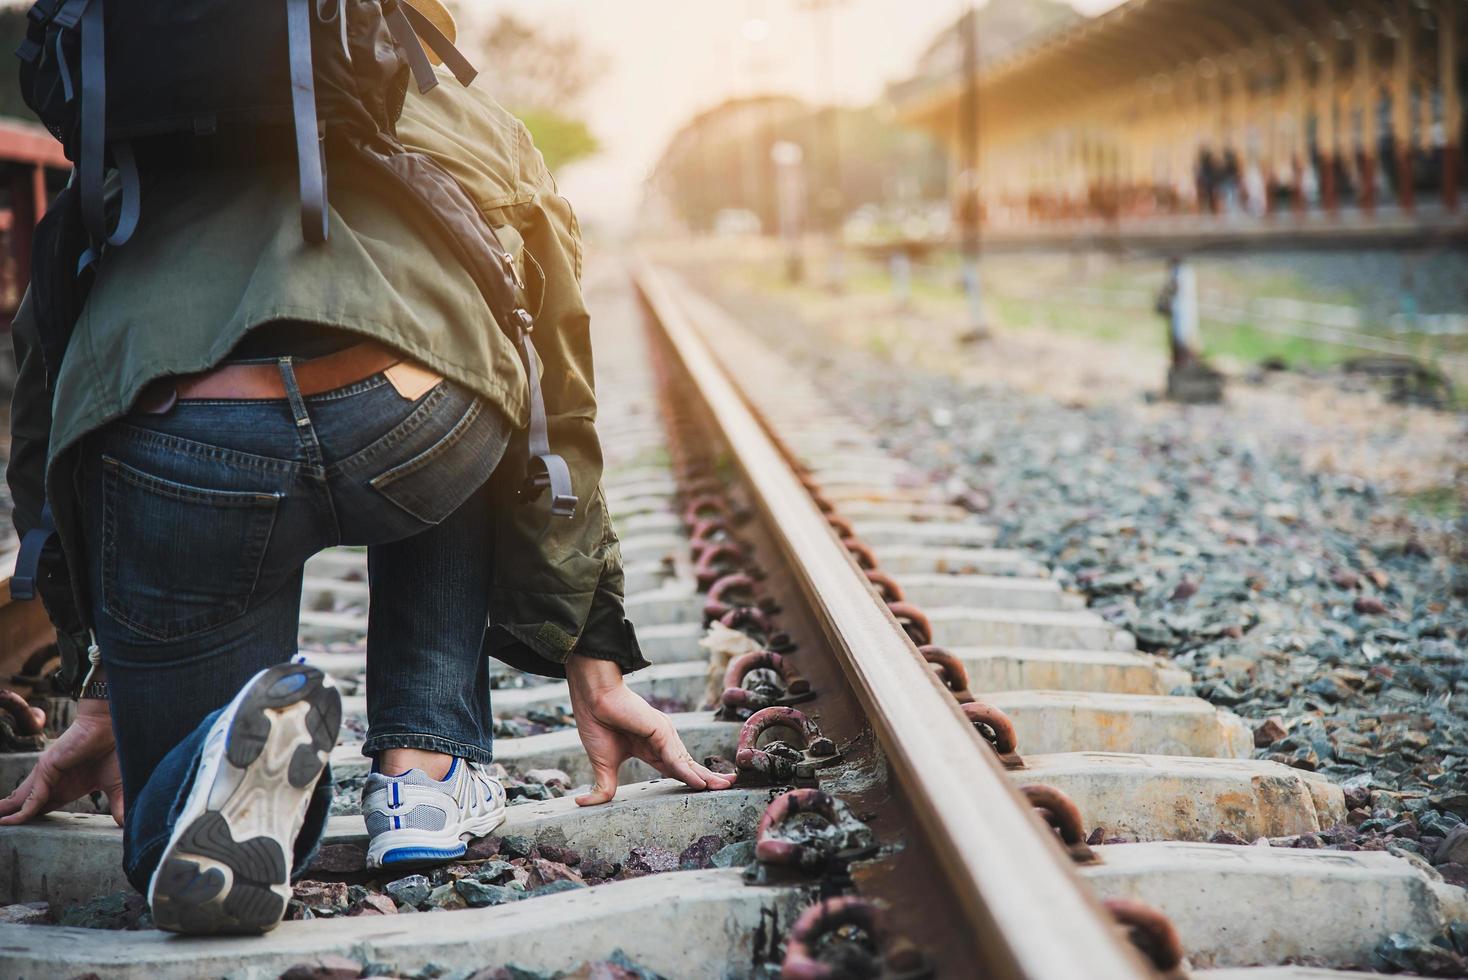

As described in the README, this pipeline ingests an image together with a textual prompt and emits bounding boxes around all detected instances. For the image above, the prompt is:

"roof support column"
[1440,0,1461,210]
[1354,20,1379,214]
[1390,0,1415,210]
[1318,34,1341,215]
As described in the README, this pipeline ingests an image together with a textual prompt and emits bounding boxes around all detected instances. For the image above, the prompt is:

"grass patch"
[1401,485,1465,519]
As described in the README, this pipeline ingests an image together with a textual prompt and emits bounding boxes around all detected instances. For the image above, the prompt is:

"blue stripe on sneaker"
[381,844,467,865]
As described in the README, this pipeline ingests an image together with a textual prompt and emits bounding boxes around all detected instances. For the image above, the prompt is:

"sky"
[467,0,1126,232]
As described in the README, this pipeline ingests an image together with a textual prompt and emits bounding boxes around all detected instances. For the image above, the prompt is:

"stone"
[349,894,398,917]
[498,835,536,859]
[309,843,367,874]
[1330,568,1361,590]
[294,880,350,913]
[423,883,467,911]
[453,879,523,908]
[524,769,573,789]
[621,846,678,879]
[679,835,726,870]
[57,892,141,930]
[471,860,516,884]
[711,840,755,868]
[464,837,502,861]
[536,843,581,866]
[527,858,584,889]
[0,902,51,925]
[528,879,587,898]
[1353,596,1389,616]
[579,857,617,881]
[1434,826,1468,866]
[384,874,433,908]
[1371,932,1468,976]
[1253,718,1287,748]
[279,955,366,980]
[1208,830,1248,846]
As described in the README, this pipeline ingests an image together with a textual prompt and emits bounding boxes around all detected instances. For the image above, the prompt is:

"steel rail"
[631,258,1154,980]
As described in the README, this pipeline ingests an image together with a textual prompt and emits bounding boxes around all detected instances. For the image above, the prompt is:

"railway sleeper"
[823,499,972,522]
[1197,969,1384,979]
[1,781,774,909]
[1082,842,1468,970]
[0,868,808,980]
[296,619,707,668]
[984,690,1254,758]
[844,518,997,549]
[926,606,1135,651]
[335,661,709,729]
[1011,752,1345,842]
[0,711,737,804]
[957,646,1191,695]
[895,572,1078,611]
[866,544,1047,577]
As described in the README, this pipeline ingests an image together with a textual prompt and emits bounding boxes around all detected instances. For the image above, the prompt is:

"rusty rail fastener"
[961,700,1024,769]
[886,601,933,647]
[1105,898,1186,975]
[682,494,730,527]
[825,514,856,539]
[1020,784,1096,863]
[842,538,880,571]
[720,651,811,717]
[918,646,974,703]
[781,897,932,980]
[865,569,906,603]
[688,516,731,559]
[752,788,877,881]
[695,543,748,590]
[704,572,759,624]
[0,690,46,736]
[735,706,837,784]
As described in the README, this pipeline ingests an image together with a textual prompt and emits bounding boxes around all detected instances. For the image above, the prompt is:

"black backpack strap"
[347,136,576,519]
[383,4,438,95]
[512,308,576,518]
[285,0,328,243]
[395,2,478,87]
[11,502,57,601]
[77,0,138,252]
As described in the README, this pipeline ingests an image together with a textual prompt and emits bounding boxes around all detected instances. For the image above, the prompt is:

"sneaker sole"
[149,664,341,935]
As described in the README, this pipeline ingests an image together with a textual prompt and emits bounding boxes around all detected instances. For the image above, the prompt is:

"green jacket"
[7,74,647,689]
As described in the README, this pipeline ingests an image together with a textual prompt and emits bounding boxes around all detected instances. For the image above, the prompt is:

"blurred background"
[0,0,1463,492]
[445,0,1468,415]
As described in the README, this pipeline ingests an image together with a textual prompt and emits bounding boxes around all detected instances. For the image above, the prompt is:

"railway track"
[0,261,1462,978]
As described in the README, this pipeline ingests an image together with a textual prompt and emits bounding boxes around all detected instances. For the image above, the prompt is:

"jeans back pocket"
[369,397,510,526]
[101,455,282,641]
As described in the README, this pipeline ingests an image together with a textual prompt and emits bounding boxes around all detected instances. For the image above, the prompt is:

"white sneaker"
[362,757,508,869]
[148,663,341,934]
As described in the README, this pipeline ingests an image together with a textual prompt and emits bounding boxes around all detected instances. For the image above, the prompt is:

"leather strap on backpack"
[286,0,329,243]
[76,0,140,263]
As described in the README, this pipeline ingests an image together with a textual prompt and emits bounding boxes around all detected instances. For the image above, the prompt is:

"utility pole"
[801,0,849,290]
[958,2,989,338]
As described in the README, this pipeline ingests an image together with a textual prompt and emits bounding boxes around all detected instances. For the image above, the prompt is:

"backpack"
[11,0,576,657]
[15,0,573,519]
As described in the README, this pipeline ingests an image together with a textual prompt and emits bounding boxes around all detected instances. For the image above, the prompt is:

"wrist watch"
[81,679,110,700]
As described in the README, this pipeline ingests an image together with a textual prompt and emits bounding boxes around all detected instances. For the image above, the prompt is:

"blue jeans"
[80,358,513,892]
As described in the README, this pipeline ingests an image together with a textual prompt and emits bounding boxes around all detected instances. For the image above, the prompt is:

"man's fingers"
[691,760,736,790]
[0,783,48,825]
[576,759,619,807]
[107,789,126,827]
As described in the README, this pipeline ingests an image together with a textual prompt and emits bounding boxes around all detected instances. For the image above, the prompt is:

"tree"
[462,11,605,172]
